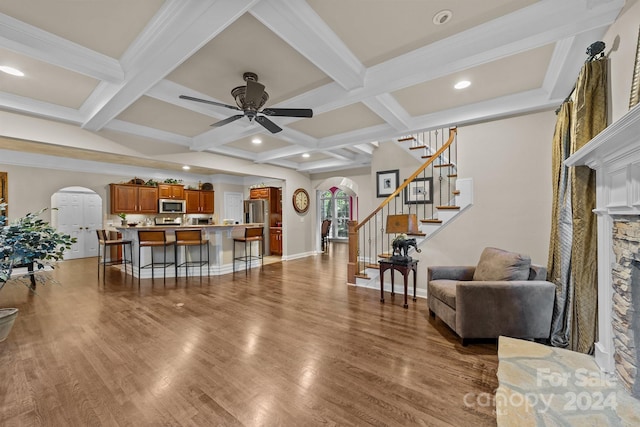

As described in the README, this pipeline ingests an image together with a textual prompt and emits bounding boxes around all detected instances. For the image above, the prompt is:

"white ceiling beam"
[250,0,365,91]
[409,88,562,132]
[104,119,193,147]
[362,94,412,131]
[0,13,123,82]
[0,91,84,123]
[542,28,609,101]
[321,148,357,162]
[82,0,258,131]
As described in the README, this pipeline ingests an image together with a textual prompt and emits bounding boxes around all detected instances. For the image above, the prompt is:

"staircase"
[347,127,473,289]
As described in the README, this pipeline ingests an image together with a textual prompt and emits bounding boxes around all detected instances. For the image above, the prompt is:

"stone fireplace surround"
[566,103,640,398]
[611,217,640,397]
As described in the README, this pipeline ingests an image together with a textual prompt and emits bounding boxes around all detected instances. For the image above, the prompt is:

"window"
[320,188,351,239]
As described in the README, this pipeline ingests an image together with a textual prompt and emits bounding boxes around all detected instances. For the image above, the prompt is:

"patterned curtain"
[548,58,607,353]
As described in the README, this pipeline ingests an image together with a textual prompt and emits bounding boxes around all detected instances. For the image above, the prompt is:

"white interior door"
[224,192,243,223]
[53,189,102,260]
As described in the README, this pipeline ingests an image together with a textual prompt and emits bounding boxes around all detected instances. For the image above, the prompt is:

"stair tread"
[378,253,393,259]
[421,155,433,159]
[398,136,415,142]
[452,190,460,195]
[365,263,380,269]
[421,219,443,223]
[407,232,426,236]
[355,273,369,279]
[409,145,427,150]
[434,163,454,168]
[448,174,458,178]
[437,205,461,210]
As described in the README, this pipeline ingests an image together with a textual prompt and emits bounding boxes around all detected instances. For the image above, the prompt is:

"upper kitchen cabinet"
[158,184,184,199]
[185,190,214,214]
[110,184,158,214]
[249,187,281,214]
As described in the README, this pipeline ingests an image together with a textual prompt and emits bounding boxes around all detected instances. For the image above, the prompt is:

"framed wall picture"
[376,169,399,197]
[404,177,433,204]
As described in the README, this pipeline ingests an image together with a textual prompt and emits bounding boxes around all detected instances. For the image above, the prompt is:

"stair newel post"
[348,220,358,284]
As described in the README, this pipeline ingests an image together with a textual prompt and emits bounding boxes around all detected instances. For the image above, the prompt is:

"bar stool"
[174,229,210,279]
[232,227,264,274]
[137,230,174,283]
[96,229,132,280]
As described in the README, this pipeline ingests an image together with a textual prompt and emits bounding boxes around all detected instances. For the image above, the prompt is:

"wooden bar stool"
[96,229,132,280]
[137,230,174,284]
[174,229,209,279]
[232,226,264,274]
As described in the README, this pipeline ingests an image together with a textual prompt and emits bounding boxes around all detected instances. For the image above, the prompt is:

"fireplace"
[612,217,640,397]
[565,104,640,398]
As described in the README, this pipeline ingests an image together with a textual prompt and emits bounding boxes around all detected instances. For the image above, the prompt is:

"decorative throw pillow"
[473,247,531,281]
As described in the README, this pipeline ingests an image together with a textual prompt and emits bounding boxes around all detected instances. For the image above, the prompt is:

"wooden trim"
[434,163,454,168]
[409,145,427,150]
[421,219,443,224]
[355,128,456,232]
[397,136,415,142]
[436,205,460,210]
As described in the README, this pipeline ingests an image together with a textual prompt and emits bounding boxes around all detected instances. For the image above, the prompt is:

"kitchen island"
[112,224,264,278]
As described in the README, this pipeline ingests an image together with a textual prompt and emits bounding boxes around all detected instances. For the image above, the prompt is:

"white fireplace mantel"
[565,103,640,373]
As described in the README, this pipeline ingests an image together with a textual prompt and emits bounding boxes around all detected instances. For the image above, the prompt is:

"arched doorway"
[51,187,102,260]
[315,177,358,250]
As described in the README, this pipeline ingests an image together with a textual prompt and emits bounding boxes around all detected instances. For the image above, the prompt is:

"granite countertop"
[113,223,264,230]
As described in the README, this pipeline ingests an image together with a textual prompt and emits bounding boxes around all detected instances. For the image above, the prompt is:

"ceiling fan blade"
[262,108,313,118]
[179,95,241,111]
[210,114,244,128]
[244,79,265,108]
[256,115,282,134]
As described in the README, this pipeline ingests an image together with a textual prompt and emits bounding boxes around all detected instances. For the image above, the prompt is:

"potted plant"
[117,212,127,225]
[0,202,75,341]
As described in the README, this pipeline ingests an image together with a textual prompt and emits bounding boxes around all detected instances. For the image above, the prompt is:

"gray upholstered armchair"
[427,247,555,345]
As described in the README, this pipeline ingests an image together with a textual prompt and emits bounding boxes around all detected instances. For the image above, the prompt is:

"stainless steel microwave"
[158,198,186,213]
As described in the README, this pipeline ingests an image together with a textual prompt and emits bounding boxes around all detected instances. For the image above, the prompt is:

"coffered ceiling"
[0,0,626,176]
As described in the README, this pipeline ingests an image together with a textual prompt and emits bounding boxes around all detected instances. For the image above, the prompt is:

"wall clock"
[292,188,310,213]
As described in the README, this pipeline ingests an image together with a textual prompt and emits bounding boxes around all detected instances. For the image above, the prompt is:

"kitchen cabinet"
[270,228,282,255]
[250,186,281,215]
[185,190,214,214]
[110,184,158,214]
[158,184,184,199]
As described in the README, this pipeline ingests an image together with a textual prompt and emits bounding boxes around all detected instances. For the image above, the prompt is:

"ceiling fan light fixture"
[0,65,24,76]
[454,80,471,90]
[433,10,453,25]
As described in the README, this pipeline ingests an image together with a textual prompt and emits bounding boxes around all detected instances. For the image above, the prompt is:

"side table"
[379,258,419,308]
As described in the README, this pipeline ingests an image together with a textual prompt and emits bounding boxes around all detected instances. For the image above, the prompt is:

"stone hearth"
[612,217,640,398]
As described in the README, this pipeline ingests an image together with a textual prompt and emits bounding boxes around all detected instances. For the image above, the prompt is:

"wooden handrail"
[355,127,457,232]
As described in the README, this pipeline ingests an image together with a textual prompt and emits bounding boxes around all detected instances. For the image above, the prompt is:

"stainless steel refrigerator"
[243,199,270,254]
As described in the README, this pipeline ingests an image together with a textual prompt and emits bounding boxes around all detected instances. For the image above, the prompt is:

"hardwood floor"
[0,243,498,426]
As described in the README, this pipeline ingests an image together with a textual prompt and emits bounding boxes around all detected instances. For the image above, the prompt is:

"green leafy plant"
[145,179,158,187]
[163,178,182,184]
[117,213,127,220]
[0,202,76,286]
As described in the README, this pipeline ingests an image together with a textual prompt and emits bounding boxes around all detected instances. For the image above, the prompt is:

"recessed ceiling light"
[302,153,310,158]
[454,80,471,90]
[0,66,24,77]
[251,137,262,144]
[433,10,453,25]
[182,165,190,170]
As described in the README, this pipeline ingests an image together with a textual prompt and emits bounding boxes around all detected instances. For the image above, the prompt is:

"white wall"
[419,111,555,271]
[603,0,640,123]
